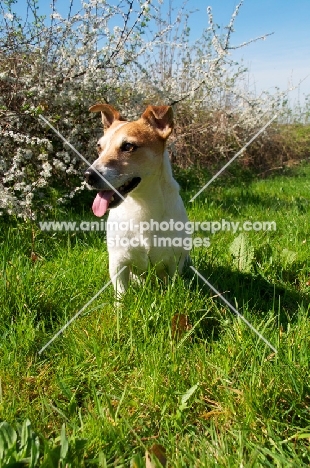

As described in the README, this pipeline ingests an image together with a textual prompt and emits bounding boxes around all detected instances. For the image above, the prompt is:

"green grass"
[0,164,310,467]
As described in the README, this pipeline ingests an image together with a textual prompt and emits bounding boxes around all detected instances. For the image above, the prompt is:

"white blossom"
[0,0,300,219]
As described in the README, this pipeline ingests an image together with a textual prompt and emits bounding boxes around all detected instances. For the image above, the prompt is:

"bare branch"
[227,32,275,50]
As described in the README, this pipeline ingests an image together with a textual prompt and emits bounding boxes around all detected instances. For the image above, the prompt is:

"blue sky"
[11,0,310,106]
[187,0,310,105]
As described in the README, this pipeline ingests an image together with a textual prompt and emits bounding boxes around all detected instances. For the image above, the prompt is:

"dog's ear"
[141,105,174,139]
[89,104,124,130]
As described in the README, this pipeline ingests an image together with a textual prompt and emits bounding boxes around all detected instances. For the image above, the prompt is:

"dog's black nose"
[84,168,99,186]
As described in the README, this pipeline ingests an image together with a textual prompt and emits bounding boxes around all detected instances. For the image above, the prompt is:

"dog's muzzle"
[84,167,141,216]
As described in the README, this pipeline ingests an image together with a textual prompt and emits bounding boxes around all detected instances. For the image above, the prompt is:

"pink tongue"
[92,191,114,217]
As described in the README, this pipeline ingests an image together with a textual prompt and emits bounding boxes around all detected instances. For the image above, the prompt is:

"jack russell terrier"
[85,104,190,294]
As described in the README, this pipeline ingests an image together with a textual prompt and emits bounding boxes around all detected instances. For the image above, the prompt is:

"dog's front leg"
[109,259,130,295]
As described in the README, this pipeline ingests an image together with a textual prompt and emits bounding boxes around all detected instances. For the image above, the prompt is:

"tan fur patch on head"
[141,105,174,139]
[89,103,126,130]
[94,119,167,175]
[90,104,174,178]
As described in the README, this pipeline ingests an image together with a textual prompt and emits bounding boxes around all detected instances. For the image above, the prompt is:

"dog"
[85,104,190,294]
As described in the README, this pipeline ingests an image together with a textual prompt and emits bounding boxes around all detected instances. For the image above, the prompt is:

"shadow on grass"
[204,191,309,216]
[176,162,310,207]
[183,259,310,335]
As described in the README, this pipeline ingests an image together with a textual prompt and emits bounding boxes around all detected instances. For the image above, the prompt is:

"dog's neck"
[136,149,178,194]
[116,149,180,218]
[160,148,177,184]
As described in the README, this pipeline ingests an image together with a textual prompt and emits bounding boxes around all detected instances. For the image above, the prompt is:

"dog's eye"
[97,143,101,153]
[121,142,137,152]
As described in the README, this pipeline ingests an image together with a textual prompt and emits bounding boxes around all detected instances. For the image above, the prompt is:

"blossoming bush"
[0,0,299,219]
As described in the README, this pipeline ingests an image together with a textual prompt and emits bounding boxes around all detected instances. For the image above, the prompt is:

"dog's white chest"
[106,189,189,274]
